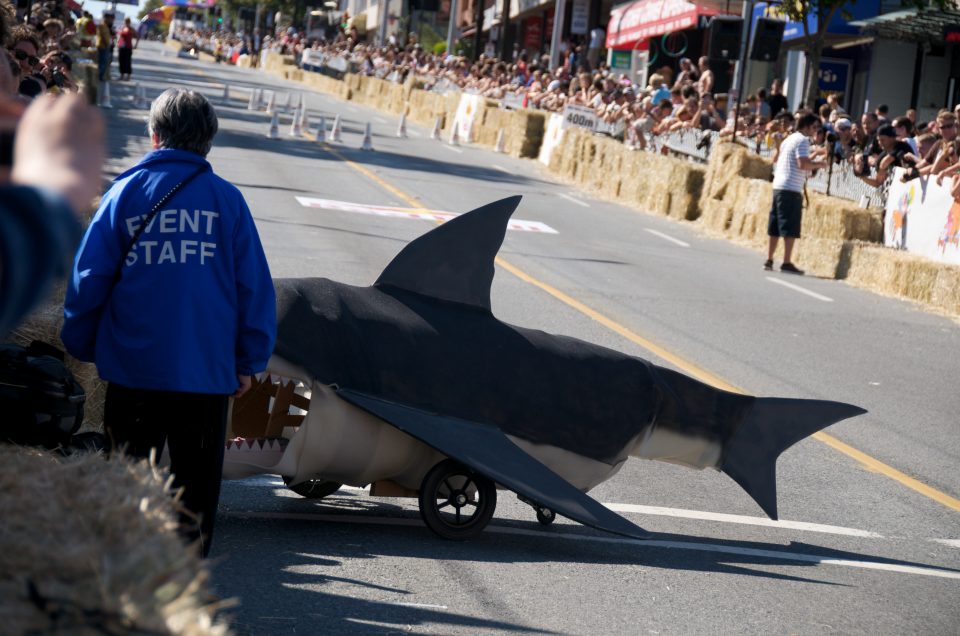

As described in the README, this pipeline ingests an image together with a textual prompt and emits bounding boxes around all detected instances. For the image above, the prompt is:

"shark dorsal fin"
[374,196,522,311]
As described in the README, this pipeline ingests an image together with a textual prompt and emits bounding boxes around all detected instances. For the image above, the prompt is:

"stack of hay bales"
[0,446,231,635]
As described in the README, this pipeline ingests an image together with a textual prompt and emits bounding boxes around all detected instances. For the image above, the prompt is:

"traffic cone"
[289,105,302,137]
[247,88,257,110]
[396,112,408,138]
[255,88,264,110]
[430,116,441,139]
[222,84,230,101]
[265,91,276,114]
[266,111,280,139]
[448,119,460,146]
[494,129,506,153]
[99,80,113,109]
[299,105,310,132]
[331,115,342,142]
[131,82,143,108]
[282,92,293,113]
[361,122,374,150]
[316,115,327,143]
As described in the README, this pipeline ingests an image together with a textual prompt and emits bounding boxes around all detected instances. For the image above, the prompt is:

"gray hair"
[148,88,218,157]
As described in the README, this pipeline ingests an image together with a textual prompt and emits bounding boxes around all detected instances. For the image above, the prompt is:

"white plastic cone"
[396,112,408,138]
[448,120,460,146]
[131,82,142,107]
[316,115,327,143]
[222,84,230,101]
[247,88,257,110]
[265,91,276,114]
[331,115,342,142]
[283,92,293,113]
[255,88,263,110]
[299,106,310,132]
[430,116,441,139]
[494,129,506,153]
[289,105,302,137]
[361,122,374,151]
[266,111,280,139]
[99,80,113,109]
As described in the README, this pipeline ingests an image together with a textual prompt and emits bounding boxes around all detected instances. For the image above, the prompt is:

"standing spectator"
[829,117,856,163]
[826,93,846,115]
[117,16,138,81]
[696,56,713,96]
[587,25,604,70]
[875,104,890,124]
[767,78,788,118]
[853,112,881,176]
[672,57,698,89]
[96,11,115,82]
[917,111,957,177]
[61,89,277,558]
[765,113,825,274]
[858,124,913,187]
[9,26,40,77]
[648,73,670,108]
[76,11,95,49]
[892,116,917,154]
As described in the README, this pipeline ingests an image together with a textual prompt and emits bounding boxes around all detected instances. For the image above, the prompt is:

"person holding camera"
[857,124,913,188]
[765,113,825,275]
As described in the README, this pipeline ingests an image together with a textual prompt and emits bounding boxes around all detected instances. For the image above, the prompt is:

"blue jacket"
[62,149,276,394]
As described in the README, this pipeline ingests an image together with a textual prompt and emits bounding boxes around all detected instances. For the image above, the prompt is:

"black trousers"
[104,383,228,558]
[118,47,132,75]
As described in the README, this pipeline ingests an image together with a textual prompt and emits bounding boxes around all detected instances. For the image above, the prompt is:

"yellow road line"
[313,120,960,515]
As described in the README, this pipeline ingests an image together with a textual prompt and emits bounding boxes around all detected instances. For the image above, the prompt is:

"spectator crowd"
[168,20,960,198]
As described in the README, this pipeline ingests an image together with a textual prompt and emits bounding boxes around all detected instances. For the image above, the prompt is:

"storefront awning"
[605,0,720,49]
[850,7,960,43]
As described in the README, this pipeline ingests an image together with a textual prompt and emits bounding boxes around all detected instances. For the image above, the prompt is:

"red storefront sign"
[523,17,542,50]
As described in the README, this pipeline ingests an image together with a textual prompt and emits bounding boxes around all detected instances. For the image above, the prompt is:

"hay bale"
[0,446,231,635]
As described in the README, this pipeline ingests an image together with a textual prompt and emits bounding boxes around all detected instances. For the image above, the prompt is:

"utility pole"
[472,0,484,60]
[499,0,511,60]
[731,0,754,139]
[548,0,566,70]
[378,0,390,45]
[446,0,459,54]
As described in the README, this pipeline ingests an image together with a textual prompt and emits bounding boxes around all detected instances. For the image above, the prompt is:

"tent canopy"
[606,0,732,50]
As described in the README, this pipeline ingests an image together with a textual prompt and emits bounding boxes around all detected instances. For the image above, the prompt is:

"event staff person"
[765,113,825,275]
[62,89,276,557]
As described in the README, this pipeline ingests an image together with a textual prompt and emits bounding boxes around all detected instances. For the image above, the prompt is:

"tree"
[138,0,165,20]
[776,0,955,108]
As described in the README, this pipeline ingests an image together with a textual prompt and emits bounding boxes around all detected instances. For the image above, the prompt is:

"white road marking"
[442,145,464,154]
[766,276,834,302]
[295,196,557,233]
[644,228,690,248]
[221,511,960,580]
[390,602,449,610]
[605,503,883,538]
[491,164,511,173]
[932,539,960,549]
[559,193,590,208]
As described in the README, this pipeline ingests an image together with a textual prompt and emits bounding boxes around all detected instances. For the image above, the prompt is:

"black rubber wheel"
[418,459,497,540]
[536,507,555,526]
[283,476,342,499]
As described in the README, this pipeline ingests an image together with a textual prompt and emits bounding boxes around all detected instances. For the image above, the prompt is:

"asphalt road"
[100,43,960,635]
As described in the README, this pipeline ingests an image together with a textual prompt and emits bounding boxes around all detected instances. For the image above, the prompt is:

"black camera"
[826,131,839,143]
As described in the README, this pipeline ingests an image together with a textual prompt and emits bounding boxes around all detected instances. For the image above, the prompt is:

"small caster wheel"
[536,507,555,526]
[283,476,342,499]
[418,459,497,540]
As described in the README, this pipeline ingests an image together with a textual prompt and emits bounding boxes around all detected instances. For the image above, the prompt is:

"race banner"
[539,113,565,166]
[454,93,484,143]
[561,104,599,132]
[884,168,960,265]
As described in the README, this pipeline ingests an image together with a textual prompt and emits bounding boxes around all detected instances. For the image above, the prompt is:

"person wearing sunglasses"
[8,26,40,76]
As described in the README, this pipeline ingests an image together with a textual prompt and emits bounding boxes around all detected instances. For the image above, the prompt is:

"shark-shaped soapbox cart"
[224,196,865,540]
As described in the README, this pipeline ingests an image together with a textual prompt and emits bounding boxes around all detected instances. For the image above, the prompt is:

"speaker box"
[708,16,743,61]
[411,0,440,11]
[708,59,734,94]
[750,18,785,61]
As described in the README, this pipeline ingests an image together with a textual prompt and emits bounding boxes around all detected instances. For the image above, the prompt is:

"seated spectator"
[692,93,723,131]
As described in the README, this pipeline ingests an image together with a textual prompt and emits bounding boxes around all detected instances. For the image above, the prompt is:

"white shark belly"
[506,436,625,492]
[629,425,723,470]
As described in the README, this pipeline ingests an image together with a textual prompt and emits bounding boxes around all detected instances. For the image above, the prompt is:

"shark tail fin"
[720,398,866,520]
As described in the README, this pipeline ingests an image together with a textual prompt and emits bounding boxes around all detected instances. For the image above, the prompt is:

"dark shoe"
[763,259,773,271]
[780,262,805,275]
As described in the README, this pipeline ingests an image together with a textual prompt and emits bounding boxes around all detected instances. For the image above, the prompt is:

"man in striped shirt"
[766,113,825,274]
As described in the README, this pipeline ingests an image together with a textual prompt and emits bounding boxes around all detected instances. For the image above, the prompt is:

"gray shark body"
[270,197,865,539]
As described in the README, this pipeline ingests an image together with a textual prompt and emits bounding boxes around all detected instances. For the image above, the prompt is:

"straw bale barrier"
[547,128,705,221]
[474,106,547,158]
[0,445,231,635]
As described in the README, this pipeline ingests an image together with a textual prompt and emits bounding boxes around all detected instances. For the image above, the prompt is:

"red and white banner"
[606,0,718,50]
[295,197,558,234]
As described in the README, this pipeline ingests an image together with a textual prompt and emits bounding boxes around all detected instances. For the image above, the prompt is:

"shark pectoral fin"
[721,398,867,520]
[337,389,651,540]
